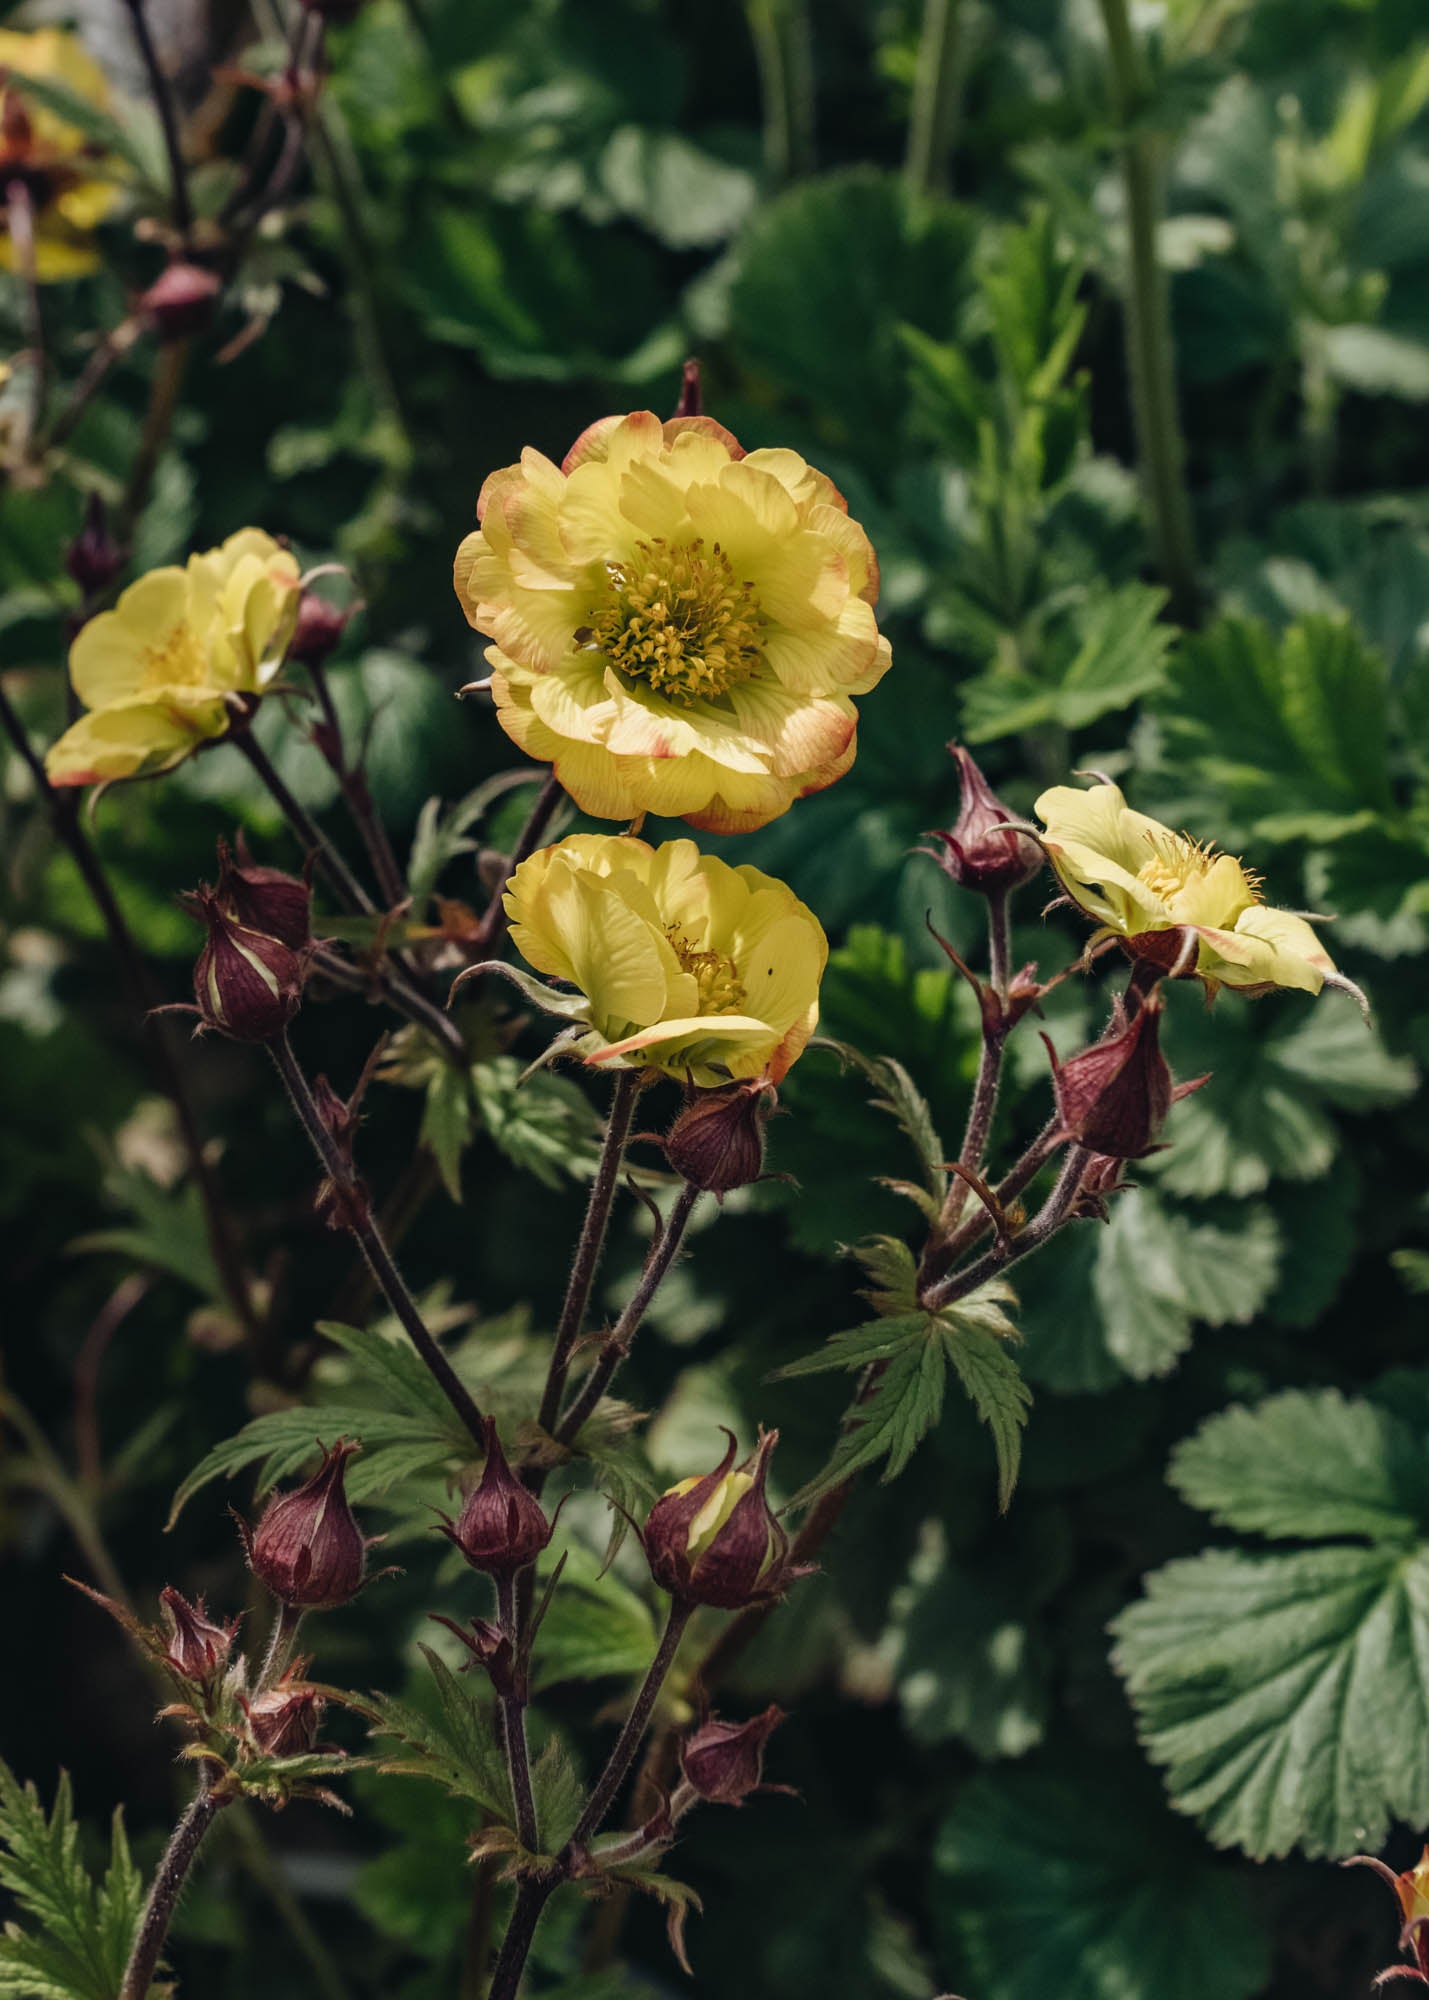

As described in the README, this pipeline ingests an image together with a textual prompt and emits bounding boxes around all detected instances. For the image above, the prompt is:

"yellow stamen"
[1135,829,1262,906]
[141,623,211,691]
[585,537,763,705]
[665,923,747,1014]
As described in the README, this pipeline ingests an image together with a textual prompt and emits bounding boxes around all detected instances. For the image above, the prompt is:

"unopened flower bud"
[642,1430,792,1610]
[190,886,306,1042]
[665,1079,774,1196]
[140,260,222,342]
[159,1587,238,1683]
[65,493,125,598]
[925,745,1043,897]
[245,1670,325,1755]
[440,1418,553,1576]
[246,1439,368,1609]
[1045,992,1207,1160]
[679,1705,784,1805]
[215,835,311,949]
[286,591,352,668]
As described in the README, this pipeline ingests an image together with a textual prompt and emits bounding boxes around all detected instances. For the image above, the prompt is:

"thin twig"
[566,1601,692,1851]
[536,1071,642,1436]
[269,1031,486,1446]
[118,0,193,237]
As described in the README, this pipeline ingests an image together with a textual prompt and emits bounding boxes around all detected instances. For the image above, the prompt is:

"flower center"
[1135,831,1262,918]
[585,538,763,706]
[141,622,210,691]
[665,925,747,1014]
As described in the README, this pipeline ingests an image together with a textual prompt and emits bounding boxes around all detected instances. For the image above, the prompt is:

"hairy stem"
[486,1877,556,2000]
[537,1071,642,1436]
[256,1599,305,1689]
[120,1782,223,2000]
[496,1573,539,1853]
[556,1181,702,1446]
[269,1031,486,1445]
[922,1140,1089,1314]
[566,1601,692,1852]
[1097,0,1199,625]
[920,888,1010,1286]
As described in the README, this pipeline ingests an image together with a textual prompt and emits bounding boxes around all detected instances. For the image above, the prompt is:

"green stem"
[745,0,815,183]
[1097,0,1200,626]
[904,0,970,196]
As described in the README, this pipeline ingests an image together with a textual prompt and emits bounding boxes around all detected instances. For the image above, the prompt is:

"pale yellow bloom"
[46,532,301,786]
[503,832,827,1085]
[1035,780,1335,996]
[454,412,891,834]
[0,29,120,281]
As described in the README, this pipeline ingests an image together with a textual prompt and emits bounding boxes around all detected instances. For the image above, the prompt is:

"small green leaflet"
[167,1320,476,1525]
[0,1762,143,2000]
[961,581,1175,741]
[530,1541,658,1694]
[776,1273,1029,1511]
[365,1646,512,1821]
[1113,1383,1429,1858]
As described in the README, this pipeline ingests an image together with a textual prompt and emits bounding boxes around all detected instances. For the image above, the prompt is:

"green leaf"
[1092,1190,1280,1381]
[932,1751,1269,2000]
[1168,1389,1429,1542]
[1322,324,1429,401]
[530,1542,658,1693]
[367,1647,512,1820]
[0,1762,142,2000]
[528,1734,585,1853]
[1148,992,1416,1198]
[421,1064,476,1203]
[1113,1541,1429,1858]
[962,582,1174,740]
[597,127,756,248]
[788,1287,1026,1509]
[890,1533,1049,1758]
[470,1057,603,1189]
[168,1319,476,1524]
[729,167,973,452]
[865,1058,949,1209]
[406,774,546,912]
[1158,614,1394,839]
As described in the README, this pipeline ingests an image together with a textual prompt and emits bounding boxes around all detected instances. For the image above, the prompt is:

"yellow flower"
[1397,1848,1429,1927]
[1035,780,1335,996]
[453,411,891,834]
[0,29,121,282]
[46,531,301,787]
[503,832,827,1085]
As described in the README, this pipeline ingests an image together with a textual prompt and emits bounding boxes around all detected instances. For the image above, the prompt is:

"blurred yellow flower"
[0,28,120,282]
[46,531,301,787]
[1035,780,1336,996]
[503,832,827,1084]
[454,411,891,834]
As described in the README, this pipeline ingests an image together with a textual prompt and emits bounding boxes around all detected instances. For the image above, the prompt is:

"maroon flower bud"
[679,1705,785,1806]
[286,591,352,668]
[159,1587,239,1683]
[190,886,306,1042]
[664,1079,775,1197]
[246,1439,368,1609]
[65,493,125,598]
[214,834,311,949]
[429,1614,517,1694]
[440,1418,553,1576]
[245,1670,325,1756]
[642,1430,793,1610]
[1045,992,1208,1160]
[140,260,222,342]
[925,745,1043,897]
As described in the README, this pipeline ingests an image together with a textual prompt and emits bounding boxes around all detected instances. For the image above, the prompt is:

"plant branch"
[120,1781,223,2000]
[496,1572,539,1853]
[537,1071,642,1436]
[556,1180,702,1446]
[921,1140,1089,1314]
[919,887,1011,1286]
[486,1878,557,2000]
[566,1600,692,1852]
[119,0,192,235]
[269,1030,486,1446]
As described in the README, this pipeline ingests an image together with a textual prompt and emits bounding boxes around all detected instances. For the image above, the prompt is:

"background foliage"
[4,0,1429,1995]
